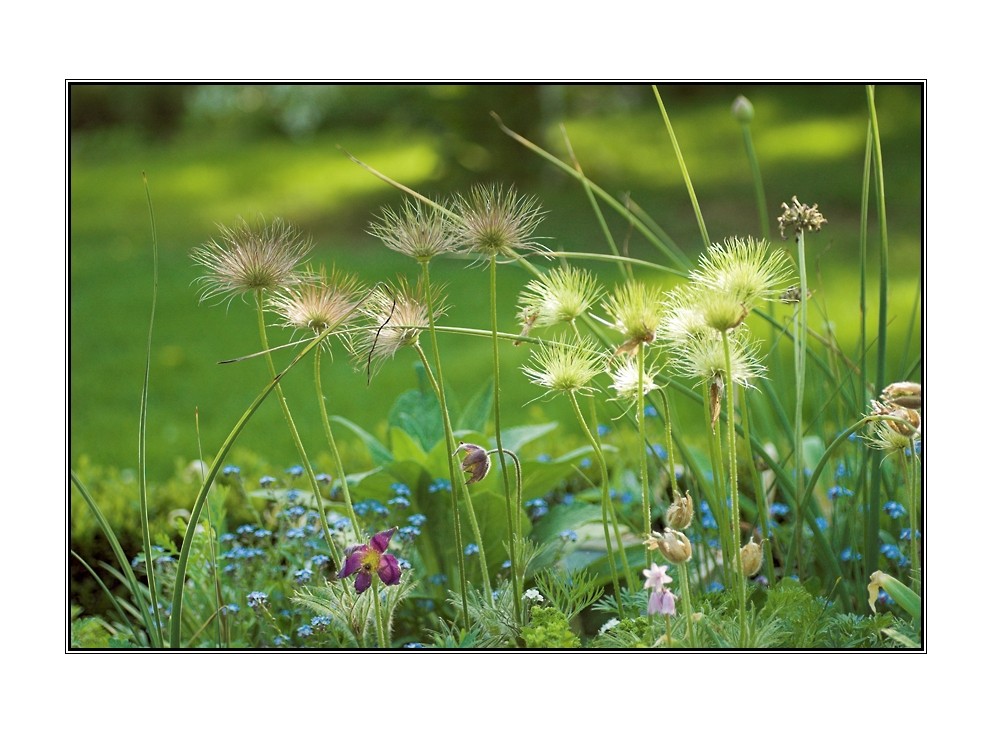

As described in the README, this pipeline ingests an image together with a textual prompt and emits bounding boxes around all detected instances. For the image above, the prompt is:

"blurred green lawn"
[69,84,922,477]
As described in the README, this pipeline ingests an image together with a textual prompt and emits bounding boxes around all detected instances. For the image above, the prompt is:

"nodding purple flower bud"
[456,442,491,485]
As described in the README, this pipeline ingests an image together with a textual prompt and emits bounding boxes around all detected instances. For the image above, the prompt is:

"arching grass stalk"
[568,391,625,618]
[169,324,333,647]
[721,330,748,647]
[417,263,471,621]
[194,409,228,647]
[138,173,164,647]
[313,349,361,535]
[255,293,340,569]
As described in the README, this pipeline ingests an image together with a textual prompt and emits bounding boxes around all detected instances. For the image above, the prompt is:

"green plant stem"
[739,393,775,587]
[488,255,521,626]
[652,85,710,248]
[903,447,920,595]
[637,343,652,560]
[677,562,697,648]
[489,447,524,626]
[704,387,732,578]
[255,293,340,569]
[139,173,163,647]
[314,349,361,535]
[568,391,625,618]
[658,388,679,499]
[792,229,809,577]
[415,262,472,627]
[721,331,747,647]
[168,325,333,647]
[738,120,770,240]
[372,576,387,648]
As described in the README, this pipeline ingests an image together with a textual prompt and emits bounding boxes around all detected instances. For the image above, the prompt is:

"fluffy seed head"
[691,237,792,317]
[608,355,659,403]
[668,328,766,390]
[352,277,444,376]
[192,218,313,304]
[455,184,546,258]
[368,199,462,263]
[522,335,605,397]
[517,266,603,329]
[602,280,665,353]
[268,267,362,349]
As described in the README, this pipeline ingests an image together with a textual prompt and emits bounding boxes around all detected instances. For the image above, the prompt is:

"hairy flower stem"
[568,391,625,617]
[637,343,653,562]
[677,563,697,648]
[902,447,920,595]
[314,350,361,535]
[740,394,775,586]
[658,389,679,498]
[488,448,524,626]
[255,294,340,568]
[416,264,470,620]
[793,229,809,576]
[704,388,733,586]
[371,576,387,648]
[722,330,748,647]
[489,256,521,625]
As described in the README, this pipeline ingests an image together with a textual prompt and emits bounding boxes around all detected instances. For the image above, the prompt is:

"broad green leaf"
[330,415,392,465]
[497,422,558,454]
[388,388,443,450]
[455,377,493,433]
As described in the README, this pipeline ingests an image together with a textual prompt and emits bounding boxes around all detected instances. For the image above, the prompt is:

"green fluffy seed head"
[602,280,665,352]
[691,236,792,314]
[455,184,546,259]
[517,266,603,328]
[522,335,604,396]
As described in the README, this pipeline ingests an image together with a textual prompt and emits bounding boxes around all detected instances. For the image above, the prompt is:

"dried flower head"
[352,277,444,377]
[665,491,694,530]
[517,266,603,329]
[602,280,666,354]
[456,442,491,485]
[739,537,764,577]
[368,198,462,263]
[522,335,605,397]
[777,196,827,240]
[645,528,693,564]
[268,266,362,348]
[608,354,659,403]
[454,184,546,259]
[192,218,313,304]
[881,381,922,411]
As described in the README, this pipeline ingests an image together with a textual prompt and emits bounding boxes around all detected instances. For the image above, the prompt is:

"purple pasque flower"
[456,442,491,484]
[337,527,401,594]
[647,588,678,616]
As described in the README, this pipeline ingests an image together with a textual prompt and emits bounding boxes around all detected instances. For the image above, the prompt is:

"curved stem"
[489,256,519,623]
[255,293,340,569]
[568,391,625,617]
[721,331,747,647]
[488,448,524,627]
[314,349,361,536]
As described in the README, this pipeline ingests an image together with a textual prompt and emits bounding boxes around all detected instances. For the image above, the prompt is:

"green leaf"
[388,387,444,450]
[330,415,392,465]
[497,422,558,454]
[390,426,429,467]
[455,378,493,433]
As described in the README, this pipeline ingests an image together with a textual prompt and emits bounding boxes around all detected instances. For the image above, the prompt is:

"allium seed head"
[777,196,827,240]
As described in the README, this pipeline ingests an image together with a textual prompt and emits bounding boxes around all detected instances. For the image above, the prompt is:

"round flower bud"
[881,381,922,411]
[739,537,764,577]
[731,95,755,123]
[665,492,694,530]
[646,528,693,564]
[456,443,491,485]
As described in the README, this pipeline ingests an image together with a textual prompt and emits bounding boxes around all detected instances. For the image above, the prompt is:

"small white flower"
[598,617,620,635]
[523,588,544,603]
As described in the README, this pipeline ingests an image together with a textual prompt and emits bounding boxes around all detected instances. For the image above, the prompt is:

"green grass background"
[69,84,922,479]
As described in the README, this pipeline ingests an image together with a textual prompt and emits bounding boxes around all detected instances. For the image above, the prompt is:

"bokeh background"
[69,83,922,479]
